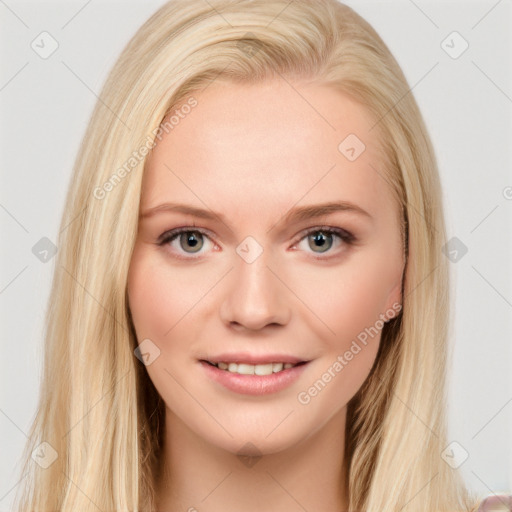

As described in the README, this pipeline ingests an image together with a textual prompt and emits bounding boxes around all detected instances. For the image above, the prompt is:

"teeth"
[272,363,283,373]
[211,361,298,375]
[255,363,273,375]
[237,363,254,375]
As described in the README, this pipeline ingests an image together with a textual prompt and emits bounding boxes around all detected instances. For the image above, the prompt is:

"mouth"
[198,357,311,395]
[200,360,308,376]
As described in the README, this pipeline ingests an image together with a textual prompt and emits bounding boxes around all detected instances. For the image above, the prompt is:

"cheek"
[127,249,204,341]
[293,259,390,410]
[291,255,397,347]
[128,267,170,340]
[127,251,203,396]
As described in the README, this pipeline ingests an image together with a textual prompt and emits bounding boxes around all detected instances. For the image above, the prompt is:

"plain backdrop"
[1,0,511,510]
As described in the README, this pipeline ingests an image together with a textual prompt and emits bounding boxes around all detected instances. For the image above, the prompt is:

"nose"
[219,248,291,332]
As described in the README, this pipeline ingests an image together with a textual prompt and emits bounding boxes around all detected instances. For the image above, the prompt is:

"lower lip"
[199,361,310,395]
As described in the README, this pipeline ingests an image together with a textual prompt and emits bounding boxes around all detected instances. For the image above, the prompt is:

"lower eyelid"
[158,227,354,258]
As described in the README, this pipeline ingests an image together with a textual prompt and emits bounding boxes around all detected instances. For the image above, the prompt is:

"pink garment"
[477,494,512,511]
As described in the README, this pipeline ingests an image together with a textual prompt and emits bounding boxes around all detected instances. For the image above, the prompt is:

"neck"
[155,407,349,512]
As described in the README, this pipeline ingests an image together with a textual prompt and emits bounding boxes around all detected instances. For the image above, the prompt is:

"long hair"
[13,1,481,510]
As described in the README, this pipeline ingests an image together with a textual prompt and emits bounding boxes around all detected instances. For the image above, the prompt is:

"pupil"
[181,231,203,253]
[309,231,332,253]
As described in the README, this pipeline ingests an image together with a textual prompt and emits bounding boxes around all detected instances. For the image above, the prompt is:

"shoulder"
[477,494,512,511]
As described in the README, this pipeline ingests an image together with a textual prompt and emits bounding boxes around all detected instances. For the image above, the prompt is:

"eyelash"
[156,225,356,261]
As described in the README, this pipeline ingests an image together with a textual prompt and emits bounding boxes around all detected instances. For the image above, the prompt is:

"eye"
[157,227,215,260]
[292,226,355,258]
[157,225,356,261]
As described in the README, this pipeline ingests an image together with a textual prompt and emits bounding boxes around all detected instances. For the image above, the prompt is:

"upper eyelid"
[157,226,212,243]
[294,225,354,241]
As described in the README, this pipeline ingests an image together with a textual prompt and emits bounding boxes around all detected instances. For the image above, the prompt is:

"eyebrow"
[139,201,372,226]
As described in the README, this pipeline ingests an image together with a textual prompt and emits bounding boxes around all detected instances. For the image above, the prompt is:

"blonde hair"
[13,1,482,510]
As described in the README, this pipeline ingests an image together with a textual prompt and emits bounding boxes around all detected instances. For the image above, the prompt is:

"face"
[127,78,404,455]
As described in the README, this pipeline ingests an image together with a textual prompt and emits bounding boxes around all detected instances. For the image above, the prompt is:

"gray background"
[1,0,511,509]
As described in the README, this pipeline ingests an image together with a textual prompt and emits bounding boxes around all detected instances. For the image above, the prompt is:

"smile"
[199,359,311,395]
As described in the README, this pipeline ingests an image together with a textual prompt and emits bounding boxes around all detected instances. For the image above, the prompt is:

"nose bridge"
[219,238,290,330]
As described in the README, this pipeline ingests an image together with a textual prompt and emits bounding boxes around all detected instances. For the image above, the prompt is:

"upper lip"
[200,353,308,365]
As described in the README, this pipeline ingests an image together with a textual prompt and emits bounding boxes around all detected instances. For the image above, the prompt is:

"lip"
[201,352,307,365]
[199,360,310,395]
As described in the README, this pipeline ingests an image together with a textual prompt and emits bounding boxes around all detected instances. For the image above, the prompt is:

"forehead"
[140,78,394,221]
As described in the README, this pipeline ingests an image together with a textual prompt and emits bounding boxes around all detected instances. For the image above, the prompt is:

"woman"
[12,0,508,510]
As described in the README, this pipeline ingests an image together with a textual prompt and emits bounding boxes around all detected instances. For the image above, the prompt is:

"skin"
[127,77,405,512]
